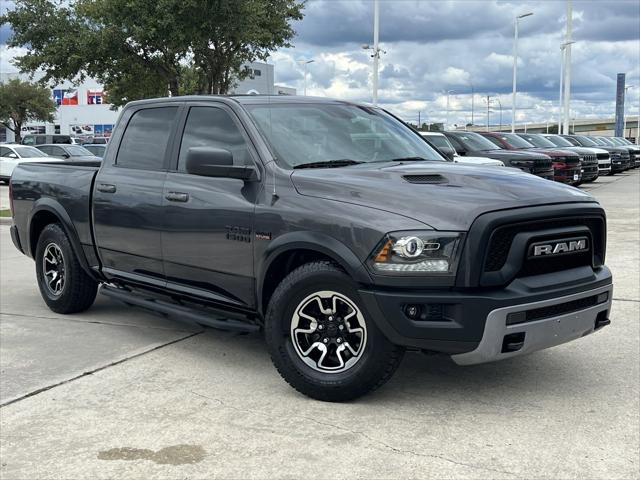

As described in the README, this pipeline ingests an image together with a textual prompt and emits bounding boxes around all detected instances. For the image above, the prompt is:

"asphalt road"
[0,173,638,479]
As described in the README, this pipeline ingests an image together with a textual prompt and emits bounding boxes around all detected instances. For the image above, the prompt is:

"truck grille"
[596,152,610,161]
[532,158,553,173]
[484,216,605,276]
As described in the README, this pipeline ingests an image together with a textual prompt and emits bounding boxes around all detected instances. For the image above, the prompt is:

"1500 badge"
[225,226,251,243]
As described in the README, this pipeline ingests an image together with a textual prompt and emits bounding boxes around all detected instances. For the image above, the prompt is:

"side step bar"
[100,285,260,333]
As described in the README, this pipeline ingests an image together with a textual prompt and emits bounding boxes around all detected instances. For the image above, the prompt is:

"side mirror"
[185,147,258,181]
[61,153,70,159]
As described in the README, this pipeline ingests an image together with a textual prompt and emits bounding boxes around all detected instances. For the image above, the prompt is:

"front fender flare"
[256,231,372,313]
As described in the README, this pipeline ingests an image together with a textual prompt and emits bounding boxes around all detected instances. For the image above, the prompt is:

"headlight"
[370,231,464,274]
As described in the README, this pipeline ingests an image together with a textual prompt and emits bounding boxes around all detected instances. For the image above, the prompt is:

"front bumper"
[358,266,612,356]
[451,283,612,365]
[553,166,582,184]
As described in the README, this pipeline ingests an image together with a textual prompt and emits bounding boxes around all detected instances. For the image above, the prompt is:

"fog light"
[404,304,422,320]
[596,292,609,304]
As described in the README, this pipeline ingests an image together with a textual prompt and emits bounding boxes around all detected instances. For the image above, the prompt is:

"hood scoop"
[402,174,448,184]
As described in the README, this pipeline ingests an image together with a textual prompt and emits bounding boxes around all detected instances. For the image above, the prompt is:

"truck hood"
[466,149,551,161]
[453,156,504,166]
[291,162,595,231]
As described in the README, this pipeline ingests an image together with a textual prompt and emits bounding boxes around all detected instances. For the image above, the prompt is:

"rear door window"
[116,107,178,170]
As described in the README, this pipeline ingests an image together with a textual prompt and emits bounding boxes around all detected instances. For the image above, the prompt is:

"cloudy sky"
[269,0,640,127]
[2,0,639,128]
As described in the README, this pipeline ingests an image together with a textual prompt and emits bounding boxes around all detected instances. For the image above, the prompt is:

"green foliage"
[0,79,56,143]
[2,0,304,107]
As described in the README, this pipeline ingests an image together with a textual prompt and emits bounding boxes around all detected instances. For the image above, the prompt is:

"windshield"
[575,135,598,147]
[450,132,500,151]
[497,133,535,149]
[424,135,453,151]
[609,138,624,146]
[66,145,94,156]
[245,103,444,168]
[590,137,608,146]
[597,137,615,146]
[518,134,556,148]
[14,146,48,158]
[544,135,574,147]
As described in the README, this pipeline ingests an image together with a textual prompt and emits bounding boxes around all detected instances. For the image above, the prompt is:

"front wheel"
[35,223,98,313]
[265,261,404,402]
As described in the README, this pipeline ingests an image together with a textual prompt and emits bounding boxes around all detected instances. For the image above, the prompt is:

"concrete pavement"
[0,172,638,479]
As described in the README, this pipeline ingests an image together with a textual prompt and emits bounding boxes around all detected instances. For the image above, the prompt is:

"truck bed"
[10,162,100,259]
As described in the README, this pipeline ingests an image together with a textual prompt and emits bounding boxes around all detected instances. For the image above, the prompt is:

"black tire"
[265,261,404,402]
[35,223,98,314]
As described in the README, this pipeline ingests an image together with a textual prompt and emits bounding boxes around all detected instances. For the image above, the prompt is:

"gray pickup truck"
[8,96,613,401]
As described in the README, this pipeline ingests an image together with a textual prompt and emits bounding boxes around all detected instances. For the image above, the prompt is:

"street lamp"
[297,59,314,96]
[562,0,574,135]
[512,11,534,133]
[558,40,576,133]
[446,90,456,129]
[362,0,384,105]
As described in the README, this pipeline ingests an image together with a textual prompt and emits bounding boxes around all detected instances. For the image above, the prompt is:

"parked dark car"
[443,131,554,180]
[542,134,611,176]
[516,133,599,183]
[82,144,107,158]
[562,135,629,173]
[35,144,101,162]
[8,95,612,401]
[597,137,639,169]
[478,132,583,185]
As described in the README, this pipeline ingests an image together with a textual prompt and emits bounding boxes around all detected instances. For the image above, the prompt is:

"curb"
[0,217,13,226]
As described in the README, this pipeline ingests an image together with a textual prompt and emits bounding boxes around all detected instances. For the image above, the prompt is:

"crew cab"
[478,132,583,185]
[443,131,554,180]
[8,96,613,401]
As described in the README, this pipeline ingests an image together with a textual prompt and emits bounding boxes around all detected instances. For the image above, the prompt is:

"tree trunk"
[12,120,22,143]
[168,78,180,98]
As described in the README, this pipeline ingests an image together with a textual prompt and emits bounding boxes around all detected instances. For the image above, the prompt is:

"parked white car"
[420,132,504,166]
[0,144,62,183]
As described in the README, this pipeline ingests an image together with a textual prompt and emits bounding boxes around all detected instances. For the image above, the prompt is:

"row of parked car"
[1,128,637,185]
[0,142,106,183]
[420,131,639,185]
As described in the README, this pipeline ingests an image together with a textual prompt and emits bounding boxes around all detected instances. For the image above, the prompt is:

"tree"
[2,0,304,107]
[0,79,56,143]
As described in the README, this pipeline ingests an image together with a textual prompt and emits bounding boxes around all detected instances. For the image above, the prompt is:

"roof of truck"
[125,95,368,108]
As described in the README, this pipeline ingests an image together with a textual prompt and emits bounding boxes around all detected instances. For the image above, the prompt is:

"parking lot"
[0,172,638,479]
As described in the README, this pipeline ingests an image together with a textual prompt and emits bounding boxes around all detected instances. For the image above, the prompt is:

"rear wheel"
[265,261,404,402]
[35,223,98,313]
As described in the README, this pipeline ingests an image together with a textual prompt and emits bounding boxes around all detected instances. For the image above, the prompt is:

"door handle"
[97,183,116,193]
[165,192,189,202]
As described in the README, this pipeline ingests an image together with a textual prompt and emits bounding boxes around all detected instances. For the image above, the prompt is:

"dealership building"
[0,62,295,143]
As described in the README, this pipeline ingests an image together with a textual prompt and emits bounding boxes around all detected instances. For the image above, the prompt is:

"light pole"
[362,0,383,105]
[485,95,493,131]
[469,81,475,126]
[512,12,534,133]
[562,0,573,135]
[495,96,503,132]
[446,90,456,129]
[297,59,314,96]
[558,40,576,133]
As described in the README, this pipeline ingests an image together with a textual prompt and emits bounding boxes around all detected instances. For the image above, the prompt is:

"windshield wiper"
[387,156,429,162]
[293,159,363,169]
